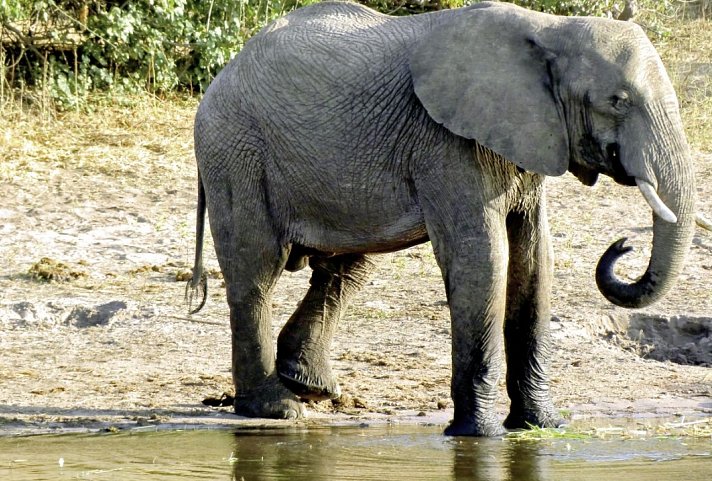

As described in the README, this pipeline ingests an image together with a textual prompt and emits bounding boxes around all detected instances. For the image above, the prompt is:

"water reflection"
[228,425,712,481]
[228,426,552,481]
[0,423,709,480]
[230,428,336,480]
[452,437,545,481]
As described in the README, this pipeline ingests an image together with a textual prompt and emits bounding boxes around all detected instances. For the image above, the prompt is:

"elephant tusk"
[697,213,712,232]
[636,178,677,224]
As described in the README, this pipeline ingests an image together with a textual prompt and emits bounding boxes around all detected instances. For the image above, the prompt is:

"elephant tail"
[185,171,208,314]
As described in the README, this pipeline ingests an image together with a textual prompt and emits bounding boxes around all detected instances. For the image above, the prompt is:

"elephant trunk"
[595,106,696,309]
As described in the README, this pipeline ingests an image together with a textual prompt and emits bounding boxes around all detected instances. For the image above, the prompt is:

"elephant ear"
[409,3,569,176]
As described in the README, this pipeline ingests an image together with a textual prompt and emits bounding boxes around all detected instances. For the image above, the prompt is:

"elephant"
[186,1,697,436]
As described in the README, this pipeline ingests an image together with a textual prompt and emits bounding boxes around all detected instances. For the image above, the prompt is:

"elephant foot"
[277,357,341,402]
[503,405,566,430]
[444,415,506,437]
[233,375,306,420]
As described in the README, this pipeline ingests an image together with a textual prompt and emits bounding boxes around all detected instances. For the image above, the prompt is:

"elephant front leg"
[435,230,509,437]
[417,149,512,436]
[277,254,374,401]
[503,203,564,430]
[443,242,509,436]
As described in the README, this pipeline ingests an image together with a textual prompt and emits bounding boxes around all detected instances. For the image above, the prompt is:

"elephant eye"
[610,91,630,110]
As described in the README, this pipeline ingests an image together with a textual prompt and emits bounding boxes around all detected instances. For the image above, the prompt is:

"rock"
[65,300,128,328]
[625,313,712,366]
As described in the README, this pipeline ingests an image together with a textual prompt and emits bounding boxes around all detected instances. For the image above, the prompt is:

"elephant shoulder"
[219,2,432,115]
[257,2,387,37]
[236,3,418,86]
[281,2,386,24]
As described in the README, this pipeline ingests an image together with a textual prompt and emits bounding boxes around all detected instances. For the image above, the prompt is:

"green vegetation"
[0,1,701,105]
[512,0,623,16]
[0,0,321,107]
[506,417,712,441]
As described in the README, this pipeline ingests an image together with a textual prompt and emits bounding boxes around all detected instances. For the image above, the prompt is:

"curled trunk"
[595,108,696,309]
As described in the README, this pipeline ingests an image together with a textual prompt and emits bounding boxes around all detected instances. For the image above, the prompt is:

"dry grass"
[27,257,87,282]
[0,93,198,186]
[652,18,712,152]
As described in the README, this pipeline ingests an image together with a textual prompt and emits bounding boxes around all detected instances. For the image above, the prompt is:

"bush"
[0,0,319,107]
[0,0,692,108]
[509,0,616,16]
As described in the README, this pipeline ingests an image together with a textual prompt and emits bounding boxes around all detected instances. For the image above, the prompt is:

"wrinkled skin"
[188,2,696,436]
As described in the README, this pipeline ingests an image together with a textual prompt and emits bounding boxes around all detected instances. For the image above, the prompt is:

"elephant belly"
[282,189,428,254]
[296,217,428,254]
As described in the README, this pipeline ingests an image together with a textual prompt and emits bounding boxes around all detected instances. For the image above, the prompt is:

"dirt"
[0,98,710,436]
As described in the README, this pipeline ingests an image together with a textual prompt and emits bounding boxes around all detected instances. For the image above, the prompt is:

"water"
[0,424,710,480]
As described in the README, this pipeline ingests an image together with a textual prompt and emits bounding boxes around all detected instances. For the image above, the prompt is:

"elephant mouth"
[571,135,678,224]
[606,143,636,187]
[568,159,599,186]
[572,137,635,187]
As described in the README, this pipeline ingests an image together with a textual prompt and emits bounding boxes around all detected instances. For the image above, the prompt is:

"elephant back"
[236,3,418,105]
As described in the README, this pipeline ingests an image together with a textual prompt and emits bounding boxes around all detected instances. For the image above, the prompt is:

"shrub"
[0,1,319,107]
[0,0,693,108]
[510,0,617,16]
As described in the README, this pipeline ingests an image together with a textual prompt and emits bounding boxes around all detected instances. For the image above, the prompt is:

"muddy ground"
[0,92,710,435]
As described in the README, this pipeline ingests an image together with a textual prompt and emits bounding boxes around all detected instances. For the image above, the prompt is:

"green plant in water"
[506,424,592,441]
[507,417,712,441]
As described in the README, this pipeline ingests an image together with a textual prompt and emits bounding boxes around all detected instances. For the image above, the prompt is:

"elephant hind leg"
[206,174,304,420]
[277,253,375,401]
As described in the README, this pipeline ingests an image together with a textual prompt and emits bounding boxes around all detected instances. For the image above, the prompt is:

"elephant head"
[410,1,696,309]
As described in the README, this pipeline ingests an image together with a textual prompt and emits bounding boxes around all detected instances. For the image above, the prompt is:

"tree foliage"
[0,1,689,108]
[511,0,618,16]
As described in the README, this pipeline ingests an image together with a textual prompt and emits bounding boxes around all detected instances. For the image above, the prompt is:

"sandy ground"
[0,97,710,436]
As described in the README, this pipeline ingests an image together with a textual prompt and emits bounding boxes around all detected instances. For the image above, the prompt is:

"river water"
[1,424,710,480]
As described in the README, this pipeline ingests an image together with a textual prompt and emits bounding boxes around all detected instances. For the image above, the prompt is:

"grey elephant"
[187,1,696,436]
